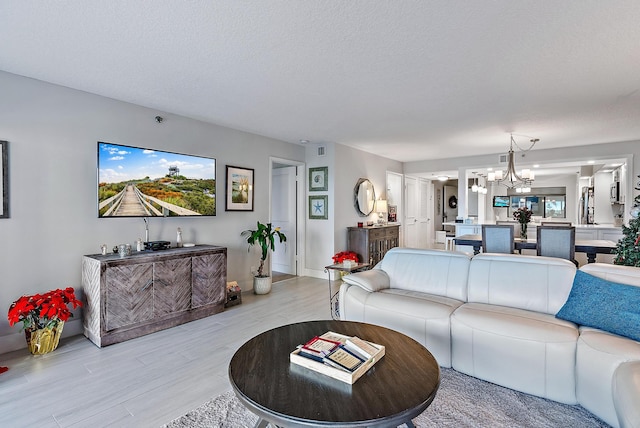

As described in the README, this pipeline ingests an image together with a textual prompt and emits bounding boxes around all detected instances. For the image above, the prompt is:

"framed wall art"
[309,195,328,220]
[309,166,328,192]
[0,141,8,219]
[226,165,254,211]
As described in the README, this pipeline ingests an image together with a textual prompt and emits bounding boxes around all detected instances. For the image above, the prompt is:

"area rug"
[164,368,609,427]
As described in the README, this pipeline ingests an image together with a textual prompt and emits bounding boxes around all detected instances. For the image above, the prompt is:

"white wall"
[333,144,403,255]
[0,71,305,352]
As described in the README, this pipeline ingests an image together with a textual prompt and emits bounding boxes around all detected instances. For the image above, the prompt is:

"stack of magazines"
[290,331,385,384]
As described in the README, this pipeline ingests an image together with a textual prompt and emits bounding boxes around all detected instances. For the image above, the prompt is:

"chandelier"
[487,134,539,193]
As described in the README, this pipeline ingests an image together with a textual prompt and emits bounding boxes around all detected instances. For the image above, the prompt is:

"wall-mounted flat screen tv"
[97,142,216,217]
[493,195,509,208]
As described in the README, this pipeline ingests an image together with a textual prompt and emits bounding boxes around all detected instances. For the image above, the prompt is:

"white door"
[418,178,432,248]
[386,171,403,246]
[405,175,418,248]
[271,166,296,275]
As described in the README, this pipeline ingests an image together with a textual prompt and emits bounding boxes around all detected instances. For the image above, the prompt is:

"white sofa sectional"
[338,247,640,428]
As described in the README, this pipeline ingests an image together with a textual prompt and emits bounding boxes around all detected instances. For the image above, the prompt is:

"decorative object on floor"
[308,195,328,220]
[308,166,328,192]
[0,140,8,219]
[487,134,538,193]
[25,322,64,355]
[614,177,640,266]
[225,281,242,308]
[241,221,287,294]
[7,287,82,354]
[513,206,533,240]
[164,368,607,428]
[225,165,254,211]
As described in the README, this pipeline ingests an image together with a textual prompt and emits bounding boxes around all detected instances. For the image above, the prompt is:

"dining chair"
[496,220,520,238]
[536,225,577,266]
[482,225,515,254]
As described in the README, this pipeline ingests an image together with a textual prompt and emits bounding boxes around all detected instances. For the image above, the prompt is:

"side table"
[324,263,370,320]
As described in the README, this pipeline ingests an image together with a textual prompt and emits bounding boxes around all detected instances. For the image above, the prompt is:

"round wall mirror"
[354,178,376,216]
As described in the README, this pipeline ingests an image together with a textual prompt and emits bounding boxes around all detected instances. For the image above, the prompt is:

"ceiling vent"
[498,153,508,164]
[317,146,326,157]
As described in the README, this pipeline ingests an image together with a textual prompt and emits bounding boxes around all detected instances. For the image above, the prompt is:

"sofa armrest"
[342,269,390,292]
[613,360,640,428]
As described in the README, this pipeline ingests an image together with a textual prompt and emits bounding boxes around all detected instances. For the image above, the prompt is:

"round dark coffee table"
[229,320,440,427]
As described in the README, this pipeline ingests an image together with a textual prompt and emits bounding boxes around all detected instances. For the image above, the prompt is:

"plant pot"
[253,276,272,295]
[25,322,64,355]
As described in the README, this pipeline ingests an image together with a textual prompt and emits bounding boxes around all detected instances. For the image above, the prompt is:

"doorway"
[270,157,305,282]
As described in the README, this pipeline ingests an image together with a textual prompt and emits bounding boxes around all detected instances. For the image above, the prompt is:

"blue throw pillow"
[556,270,640,342]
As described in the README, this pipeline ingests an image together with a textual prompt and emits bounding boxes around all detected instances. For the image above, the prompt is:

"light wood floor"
[0,276,331,428]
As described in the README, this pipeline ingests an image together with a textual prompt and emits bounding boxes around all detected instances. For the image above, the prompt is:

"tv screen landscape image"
[97,142,216,217]
[493,196,509,208]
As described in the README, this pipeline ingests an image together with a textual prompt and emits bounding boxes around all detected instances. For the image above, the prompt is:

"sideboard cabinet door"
[105,263,154,331]
[153,257,192,316]
[192,253,226,308]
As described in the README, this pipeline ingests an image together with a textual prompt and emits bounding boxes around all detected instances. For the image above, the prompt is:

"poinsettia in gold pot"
[8,287,82,355]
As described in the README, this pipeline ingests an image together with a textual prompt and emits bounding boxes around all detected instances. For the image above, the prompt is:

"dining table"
[453,234,617,263]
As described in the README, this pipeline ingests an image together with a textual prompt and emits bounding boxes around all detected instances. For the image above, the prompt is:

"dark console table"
[82,245,227,347]
[229,320,440,427]
[347,225,399,266]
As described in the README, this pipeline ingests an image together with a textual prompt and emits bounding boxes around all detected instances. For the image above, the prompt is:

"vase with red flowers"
[513,207,533,240]
[7,287,82,354]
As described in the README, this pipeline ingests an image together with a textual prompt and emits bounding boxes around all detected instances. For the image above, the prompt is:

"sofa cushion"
[377,248,471,301]
[576,327,640,427]
[452,302,579,404]
[556,270,640,342]
[358,289,464,367]
[467,253,576,315]
[613,360,640,428]
[341,269,390,292]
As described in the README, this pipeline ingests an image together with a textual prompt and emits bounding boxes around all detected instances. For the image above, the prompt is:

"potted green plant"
[241,221,287,294]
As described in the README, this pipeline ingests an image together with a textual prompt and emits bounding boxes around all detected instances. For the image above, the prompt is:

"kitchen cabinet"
[82,245,226,347]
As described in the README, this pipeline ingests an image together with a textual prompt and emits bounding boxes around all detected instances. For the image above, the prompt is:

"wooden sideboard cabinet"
[82,245,227,347]
[347,225,400,266]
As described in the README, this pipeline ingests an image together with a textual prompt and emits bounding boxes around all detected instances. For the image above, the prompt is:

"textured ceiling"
[1,1,639,162]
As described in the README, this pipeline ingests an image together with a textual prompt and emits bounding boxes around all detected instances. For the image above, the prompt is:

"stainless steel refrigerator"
[579,186,595,224]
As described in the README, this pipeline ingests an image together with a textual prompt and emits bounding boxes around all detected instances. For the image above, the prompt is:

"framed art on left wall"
[0,141,8,219]
[309,195,328,219]
[226,165,254,211]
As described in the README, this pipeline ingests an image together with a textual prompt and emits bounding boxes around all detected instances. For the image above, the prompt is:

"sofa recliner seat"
[339,248,470,368]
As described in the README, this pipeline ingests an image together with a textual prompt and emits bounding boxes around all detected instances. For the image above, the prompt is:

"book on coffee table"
[290,331,385,384]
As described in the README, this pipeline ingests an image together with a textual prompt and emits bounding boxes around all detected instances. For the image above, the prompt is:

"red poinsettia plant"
[8,287,82,331]
[332,251,359,264]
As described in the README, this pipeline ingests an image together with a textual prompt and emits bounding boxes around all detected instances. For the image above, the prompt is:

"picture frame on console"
[225,165,254,211]
[0,140,8,219]
[309,166,328,192]
[309,195,328,220]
